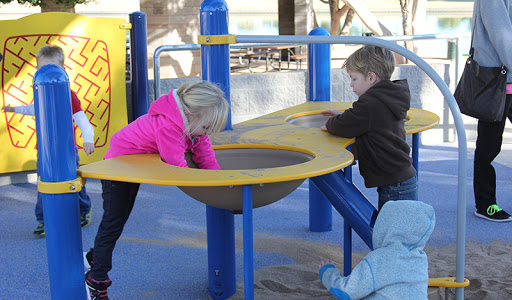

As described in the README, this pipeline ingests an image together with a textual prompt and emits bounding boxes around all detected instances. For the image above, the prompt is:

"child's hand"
[2,106,14,113]
[320,125,328,132]
[83,142,95,156]
[319,259,334,270]
[321,110,342,117]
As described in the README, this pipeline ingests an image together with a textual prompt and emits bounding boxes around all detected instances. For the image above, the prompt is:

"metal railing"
[153,42,306,100]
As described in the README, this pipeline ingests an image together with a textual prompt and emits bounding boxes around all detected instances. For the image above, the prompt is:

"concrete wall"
[149,62,457,143]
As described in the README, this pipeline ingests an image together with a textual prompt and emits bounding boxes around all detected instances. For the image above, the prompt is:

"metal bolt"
[70,185,76,191]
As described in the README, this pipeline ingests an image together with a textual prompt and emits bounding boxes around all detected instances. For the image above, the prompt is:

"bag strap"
[470,0,506,73]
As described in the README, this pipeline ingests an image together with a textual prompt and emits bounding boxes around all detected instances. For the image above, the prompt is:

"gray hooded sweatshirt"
[319,200,435,299]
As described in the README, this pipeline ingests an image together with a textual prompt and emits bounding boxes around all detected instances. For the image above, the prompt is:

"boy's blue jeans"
[35,146,91,223]
[377,176,418,210]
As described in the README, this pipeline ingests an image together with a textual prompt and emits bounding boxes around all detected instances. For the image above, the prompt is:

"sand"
[226,237,512,299]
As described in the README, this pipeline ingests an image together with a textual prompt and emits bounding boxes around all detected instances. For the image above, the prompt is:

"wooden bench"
[290,53,307,70]
[242,49,280,72]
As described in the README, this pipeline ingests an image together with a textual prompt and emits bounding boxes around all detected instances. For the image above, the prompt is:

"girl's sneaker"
[83,248,94,271]
[85,271,111,300]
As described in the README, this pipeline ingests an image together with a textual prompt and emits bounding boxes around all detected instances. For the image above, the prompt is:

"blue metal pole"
[310,170,376,249]
[206,206,235,299]
[343,145,353,275]
[200,0,232,130]
[34,64,86,299]
[343,222,352,276]
[129,12,149,120]
[242,185,254,300]
[201,1,236,299]
[308,27,331,102]
[308,27,332,232]
[412,132,419,178]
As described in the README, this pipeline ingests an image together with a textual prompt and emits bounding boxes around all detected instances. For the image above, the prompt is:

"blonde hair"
[177,81,229,135]
[342,45,395,80]
[37,45,65,68]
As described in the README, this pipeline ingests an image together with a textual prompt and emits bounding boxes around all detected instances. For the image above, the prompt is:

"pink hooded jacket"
[104,90,220,170]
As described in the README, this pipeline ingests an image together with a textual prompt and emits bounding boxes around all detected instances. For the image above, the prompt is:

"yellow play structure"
[0,12,129,173]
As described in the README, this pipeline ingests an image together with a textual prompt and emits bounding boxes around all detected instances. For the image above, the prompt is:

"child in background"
[2,45,95,236]
[83,81,229,300]
[321,45,417,210]
[319,200,435,299]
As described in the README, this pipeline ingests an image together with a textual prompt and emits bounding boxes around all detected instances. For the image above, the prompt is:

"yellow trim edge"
[197,34,237,45]
[38,176,83,194]
[428,277,470,288]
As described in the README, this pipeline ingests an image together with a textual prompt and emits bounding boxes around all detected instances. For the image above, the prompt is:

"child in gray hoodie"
[319,200,435,299]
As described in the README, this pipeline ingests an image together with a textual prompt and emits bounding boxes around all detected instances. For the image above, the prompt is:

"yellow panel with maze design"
[0,12,129,173]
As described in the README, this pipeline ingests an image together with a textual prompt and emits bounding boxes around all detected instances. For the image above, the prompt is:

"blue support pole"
[307,27,332,232]
[242,185,254,300]
[34,64,86,299]
[206,206,235,299]
[412,132,419,178]
[343,145,353,275]
[343,221,352,275]
[310,170,376,249]
[129,12,149,120]
[200,0,232,130]
[308,27,331,102]
[200,1,236,299]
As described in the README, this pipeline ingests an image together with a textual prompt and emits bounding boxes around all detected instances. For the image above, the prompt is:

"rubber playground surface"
[2,142,512,299]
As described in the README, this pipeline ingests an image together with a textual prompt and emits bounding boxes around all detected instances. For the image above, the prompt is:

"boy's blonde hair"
[177,81,229,135]
[37,45,65,68]
[342,45,395,80]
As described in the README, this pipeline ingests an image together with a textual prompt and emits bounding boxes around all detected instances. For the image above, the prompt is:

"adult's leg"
[90,180,140,280]
[473,96,512,211]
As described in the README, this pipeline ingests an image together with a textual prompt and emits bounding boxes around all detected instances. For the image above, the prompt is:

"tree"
[399,0,427,55]
[318,0,393,37]
[0,0,94,12]
[319,0,353,36]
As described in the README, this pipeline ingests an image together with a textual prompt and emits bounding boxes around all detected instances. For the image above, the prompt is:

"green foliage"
[0,0,92,7]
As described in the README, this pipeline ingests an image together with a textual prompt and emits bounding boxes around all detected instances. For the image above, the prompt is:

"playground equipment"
[34,64,87,299]
[30,1,468,299]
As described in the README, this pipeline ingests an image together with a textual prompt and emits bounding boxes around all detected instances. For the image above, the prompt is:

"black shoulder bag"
[453,6,507,122]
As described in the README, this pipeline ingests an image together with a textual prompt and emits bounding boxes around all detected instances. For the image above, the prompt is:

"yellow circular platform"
[80,102,439,187]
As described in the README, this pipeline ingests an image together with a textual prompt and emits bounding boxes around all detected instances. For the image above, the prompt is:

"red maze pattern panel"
[1,35,111,150]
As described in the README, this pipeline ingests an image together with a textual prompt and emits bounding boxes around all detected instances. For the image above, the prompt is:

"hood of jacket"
[372,200,435,251]
[365,79,410,120]
[148,89,185,131]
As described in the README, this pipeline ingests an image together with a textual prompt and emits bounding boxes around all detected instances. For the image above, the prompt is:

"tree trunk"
[340,9,354,36]
[399,0,413,63]
[41,0,75,13]
[329,0,350,36]
[329,0,340,36]
[400,0,413,48]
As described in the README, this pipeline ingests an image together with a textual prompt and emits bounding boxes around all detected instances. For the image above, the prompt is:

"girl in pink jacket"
[84,81,229,300]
